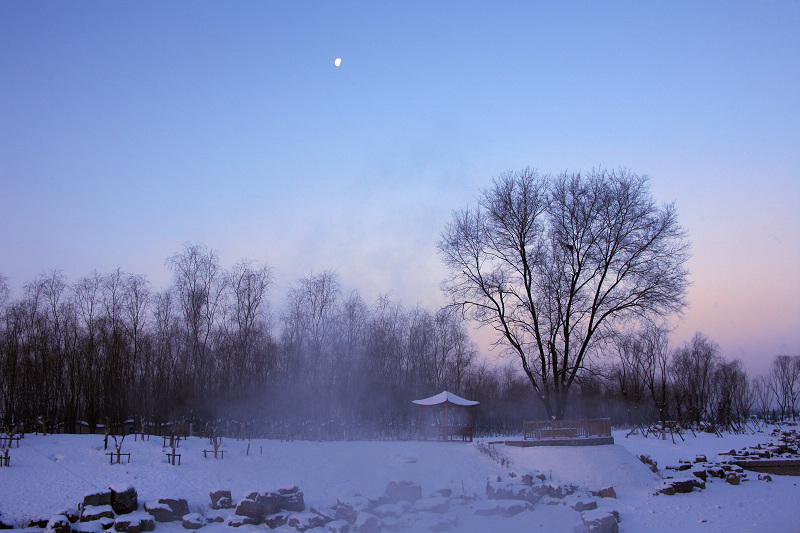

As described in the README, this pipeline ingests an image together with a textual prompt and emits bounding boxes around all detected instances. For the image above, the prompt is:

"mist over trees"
[0,243,796,438]
[439,168,691,420]
[0,246,483,437]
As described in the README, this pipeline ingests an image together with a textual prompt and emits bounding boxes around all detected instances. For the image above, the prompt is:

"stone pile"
[3,475,625,533]
[643,435,797,496]
[718,428,800,461]
[483,471,620,533]
[13,484,155,533]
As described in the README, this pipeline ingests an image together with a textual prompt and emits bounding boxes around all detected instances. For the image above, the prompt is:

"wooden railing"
[523,419,611,440]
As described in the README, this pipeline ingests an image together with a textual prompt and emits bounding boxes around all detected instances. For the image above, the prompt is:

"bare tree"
[671,333,720,428]
[751,374,773,425]
[439,168,689,419]
[166,244,225,415]
[769,355,800,422]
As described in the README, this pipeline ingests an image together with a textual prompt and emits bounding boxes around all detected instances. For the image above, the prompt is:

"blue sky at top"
[1,1,798,375]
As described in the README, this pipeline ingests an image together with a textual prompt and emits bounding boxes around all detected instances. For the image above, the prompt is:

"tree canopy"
[439,168,690,419]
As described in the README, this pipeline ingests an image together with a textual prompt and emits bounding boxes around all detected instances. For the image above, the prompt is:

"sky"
[1,1,798,377]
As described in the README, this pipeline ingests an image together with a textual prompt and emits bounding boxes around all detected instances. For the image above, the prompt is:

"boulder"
[81,505,115,523]
[287,512,327,532]
[473,499,533,518]
[56,509,80,524]
[181,513,206,530]
[655,483,675,496]
[113,516,141,533]
[581,510,620,533]
[278,486,306,512]
[486,480,545,504]
[333,495,370,523]
[385,481,422,503]
[371,504,404,519]
[72,521,105,533]
[144,501,181,523]
[111,484,138,515]
[352,512,381,533]
[0,513,12,530]
[45,515,72,533]
[691,469,707,482]
[83,490,113,508]
[758,473,773,482]
[325,520,351,533]
[668,477,704,493]
[569,500,598,512]
[726,472,741,485]
[263,513,290,529]
[27,516,51,528]
[210,490,233,510]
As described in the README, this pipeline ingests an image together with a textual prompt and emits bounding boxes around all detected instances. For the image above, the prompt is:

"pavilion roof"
[412,390,479,407]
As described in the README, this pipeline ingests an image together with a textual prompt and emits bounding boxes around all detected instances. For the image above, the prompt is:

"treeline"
[575,329,800,434]
[1,244,797,438]
[0,244,489,437]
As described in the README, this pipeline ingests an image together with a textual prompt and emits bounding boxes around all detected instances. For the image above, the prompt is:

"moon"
[334,57,341,67]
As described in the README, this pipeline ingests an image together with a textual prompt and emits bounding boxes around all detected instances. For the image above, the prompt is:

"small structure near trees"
[413,391,479,442]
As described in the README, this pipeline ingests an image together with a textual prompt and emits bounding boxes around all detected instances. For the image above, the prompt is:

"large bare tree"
[439,168,689,419]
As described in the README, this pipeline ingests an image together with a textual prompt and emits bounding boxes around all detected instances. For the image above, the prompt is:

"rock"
[325,520,351,533]
[726,472,741,485]
[72,521,105,533]
[311,506,337,522]
[486,480,545,504]
[45,515,72,533]
[144,501,180,523]
[352,512,381,533]
[385,481,422,503]
[264,514,290,529]
[691,469,707,482]
[181,513,206,530]
[598,487,616,499]
[113,516,141,533]
[380,516,400,532]
[234,499,265,522]
[0,513,12,530]
[138,515,155,532]
[655,483,675,496]
[473,499,533,518]
[581,510,620,533]
[333,496,370,523]
[758,473,773,482]
[695,455,707,463]
[430,489,452,498]
[287,512,327,532]
[81,505,115,523]
[56,509,80,524]
[412,497,450,514]
[83,490,113,508]
[209,490,233,510]
[668,477,704,493]
[570,500,598,512]
[111,484,138,515]
[227,517,257,528]
[371,504,404,519]
[278,486,306,512]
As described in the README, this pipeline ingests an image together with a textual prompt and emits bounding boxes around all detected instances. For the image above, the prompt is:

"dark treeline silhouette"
[0,245,796,439]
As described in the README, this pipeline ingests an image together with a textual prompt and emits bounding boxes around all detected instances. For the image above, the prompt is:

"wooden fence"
[523,419,612,440]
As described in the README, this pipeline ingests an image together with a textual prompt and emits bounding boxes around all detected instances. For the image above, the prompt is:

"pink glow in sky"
[1,2,798,377]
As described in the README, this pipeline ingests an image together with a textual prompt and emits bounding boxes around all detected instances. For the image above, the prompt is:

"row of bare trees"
[611,328,799,434]
[0,246,479,436]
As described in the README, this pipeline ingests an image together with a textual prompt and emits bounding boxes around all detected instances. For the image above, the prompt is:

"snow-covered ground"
[1,428,798,532]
